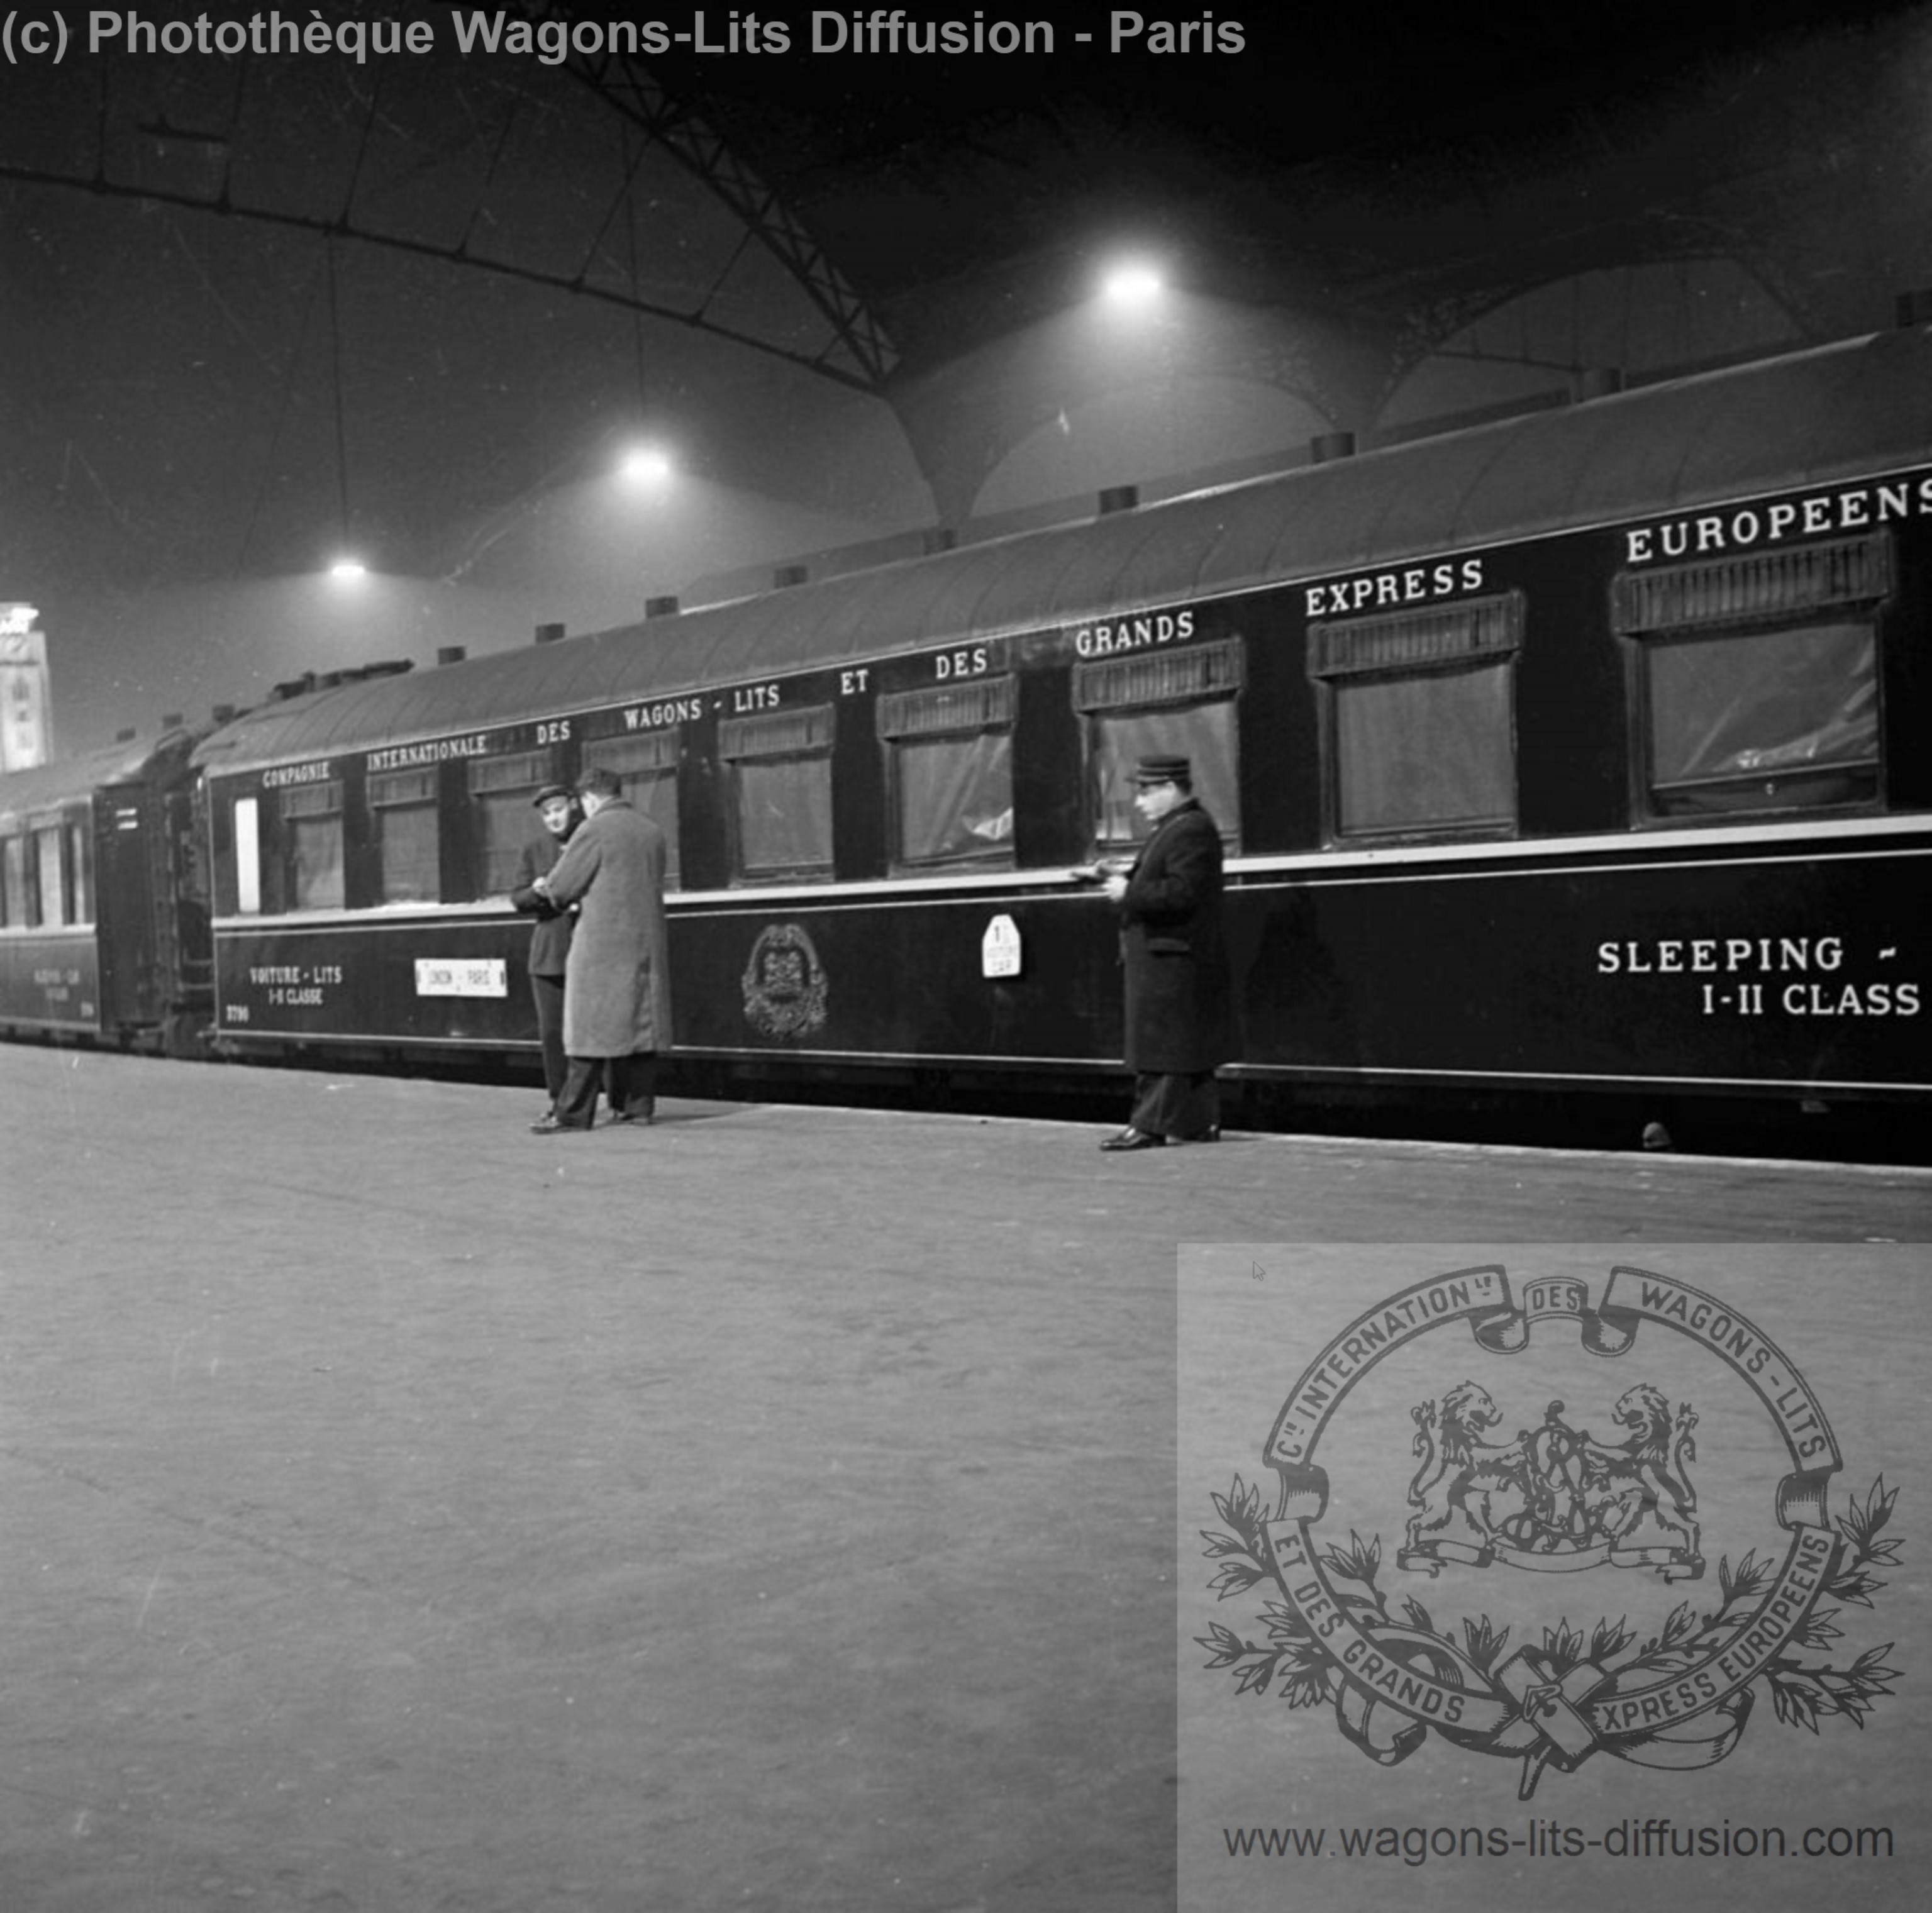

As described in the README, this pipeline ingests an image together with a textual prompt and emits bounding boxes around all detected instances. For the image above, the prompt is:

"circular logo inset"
[1198,1264,1899,1799]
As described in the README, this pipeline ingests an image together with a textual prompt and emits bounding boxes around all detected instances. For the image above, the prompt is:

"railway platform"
[2,1045,1927,1912]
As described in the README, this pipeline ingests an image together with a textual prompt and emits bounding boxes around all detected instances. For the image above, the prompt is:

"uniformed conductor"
[528,767,673,1133]
[1097,754,1235,1150]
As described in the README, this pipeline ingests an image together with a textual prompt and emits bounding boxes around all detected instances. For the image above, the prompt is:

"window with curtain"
[33,823,63,924]
[1074,639,1243,852]
[582,730,683,889]
[1614,536,1886,819]
[280,781,345,911]
[66,814,92,923]
[1309,594,1521,841]
[468,750,555,896]
[719,705,835,881]
[1,833,26,926]
[877,678,1014,872]
[369,767,440,903]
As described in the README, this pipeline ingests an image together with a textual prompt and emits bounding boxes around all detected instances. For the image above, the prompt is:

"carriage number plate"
[414,958,507,998]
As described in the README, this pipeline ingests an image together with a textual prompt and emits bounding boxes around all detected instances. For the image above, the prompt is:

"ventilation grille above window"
[369,768,437,807]
[877,677,1015,738]
[279,780,342,818]
[467,750,553,794]
[1613,534,1892,635]
[718,704,835,760]
[583,730,680,775]
[1310,593,1523,679]
[1072,637,1243,711]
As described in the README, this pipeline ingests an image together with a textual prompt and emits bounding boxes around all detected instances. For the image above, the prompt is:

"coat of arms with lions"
[1401,1380,1702,1578]
[1196,1263,1900,1799]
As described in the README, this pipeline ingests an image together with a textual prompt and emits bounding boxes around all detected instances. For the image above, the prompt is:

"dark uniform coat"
[539,797,674,1058]
[509,829,574,977]
[1118,799,1234,1073]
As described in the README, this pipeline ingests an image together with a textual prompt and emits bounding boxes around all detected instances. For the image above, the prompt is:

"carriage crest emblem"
[741,921,829,1039]
[1196,1265,1901,1799]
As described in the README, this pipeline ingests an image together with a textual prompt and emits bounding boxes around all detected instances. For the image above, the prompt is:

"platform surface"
[3,1046,1928,1910]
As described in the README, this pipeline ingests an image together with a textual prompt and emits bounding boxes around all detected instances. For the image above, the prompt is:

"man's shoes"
[1099,1128,1167,1152]
[530,1114,591,1134]
[605,1109,653,1126]
[1172,1126,1222,1144]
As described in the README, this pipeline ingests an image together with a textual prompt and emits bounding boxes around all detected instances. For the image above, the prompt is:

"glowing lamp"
[1100,263,1165,307]
[619,446,674,484]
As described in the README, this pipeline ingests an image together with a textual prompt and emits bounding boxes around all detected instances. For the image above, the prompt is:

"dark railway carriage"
[0,728,213,1053]
[191,328,1932,1151]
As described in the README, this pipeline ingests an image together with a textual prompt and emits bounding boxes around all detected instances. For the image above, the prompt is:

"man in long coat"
[1098,753,1235,1151]
[528,767,673,1133]
[508,782,581,1120]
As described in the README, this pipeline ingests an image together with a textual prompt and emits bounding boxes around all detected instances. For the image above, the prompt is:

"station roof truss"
[0,14,897,394]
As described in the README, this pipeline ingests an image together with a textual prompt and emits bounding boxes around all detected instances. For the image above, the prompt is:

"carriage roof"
[192,326,1932,780]
[0,729,196,826]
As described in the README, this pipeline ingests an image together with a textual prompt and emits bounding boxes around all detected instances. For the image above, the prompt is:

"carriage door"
[94,782,161,1036]
[157,779,213,1050]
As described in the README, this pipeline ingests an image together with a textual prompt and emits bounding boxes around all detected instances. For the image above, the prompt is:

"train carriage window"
[469,750,557,895]
[877,678,1015,873]
[281,780,345,911]
[65,814,92,924]
[1309,594,1522,842]
[33,822,64,925]
[1615,536,1885,819]
[1,832,24,926]
[719,705,835,882]
[1074,640,1243,851]
[233,796,262,916]
[582,731,682,889]
[369,767,440,903]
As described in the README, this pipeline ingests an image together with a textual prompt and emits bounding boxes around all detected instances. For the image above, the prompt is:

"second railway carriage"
[0,728,213,1053]
[189,325,1932,1151]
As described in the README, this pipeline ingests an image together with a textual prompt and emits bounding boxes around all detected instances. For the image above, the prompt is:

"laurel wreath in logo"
[1197,1472,1900,1792]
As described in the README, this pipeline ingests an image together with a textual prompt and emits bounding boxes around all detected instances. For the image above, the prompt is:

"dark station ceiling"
[3,0,1928,749]
[625,0,1921,360]
[9,1,1918,392]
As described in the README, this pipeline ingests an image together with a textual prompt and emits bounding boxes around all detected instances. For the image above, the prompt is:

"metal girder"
[557,34,900,391]
[2,7,898,398]
[0,145,890,397]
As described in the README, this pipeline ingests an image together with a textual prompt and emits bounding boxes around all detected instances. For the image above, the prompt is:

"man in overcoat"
[1098,754,1234,1150]
[508,782,580,1121]
[528,767,674,1133]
